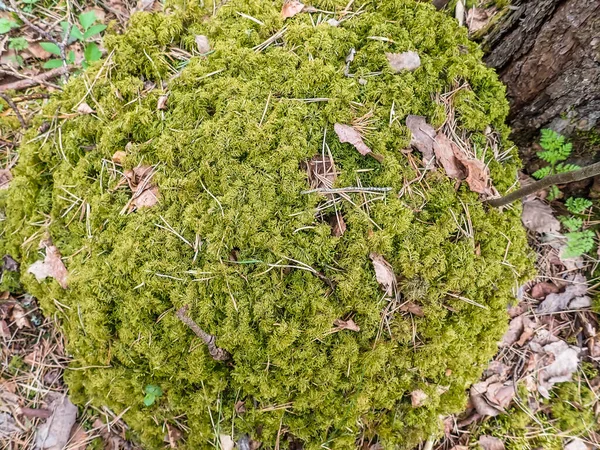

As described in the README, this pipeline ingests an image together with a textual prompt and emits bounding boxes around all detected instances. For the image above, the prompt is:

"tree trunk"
[482,0,600,162]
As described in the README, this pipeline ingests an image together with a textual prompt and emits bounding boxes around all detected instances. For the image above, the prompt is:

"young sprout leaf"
[8,37,28,51]
[67,50,75,64]
[83,24,107,39]
[78,11,97,30]
[40,42,61,56]
[84,43,102,63]
[0,18,19,34]
[566,197,593,215]
[43,59,64,69]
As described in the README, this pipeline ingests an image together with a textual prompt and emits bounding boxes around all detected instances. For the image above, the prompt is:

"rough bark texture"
[483,0,600,153]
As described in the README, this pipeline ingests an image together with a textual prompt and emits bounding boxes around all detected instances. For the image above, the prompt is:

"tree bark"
[482,0,600,154]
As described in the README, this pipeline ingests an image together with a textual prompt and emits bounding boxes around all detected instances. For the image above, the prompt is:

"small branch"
[0,67,68,92]
[175,306,231,361]
[486,162,600,207]
[0,92,26,128]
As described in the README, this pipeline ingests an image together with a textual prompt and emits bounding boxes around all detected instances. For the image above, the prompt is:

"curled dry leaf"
[530,281,560,299]
[27,243,68,289]
[0,320,10,338]
[432,132,466,179]
[76,102,95,115]
[406,115,436,164]
[537,274,589,313]
[166,423,183,449]
[195,35,211,54]
[386,51,421,72]
[485,382,515,410]
[399,302,424,317]
[478,435,505,450]
[521,199,560,234]
[500,314,536,348]
[0,169,13,190]
[410,389,428,407]
[157,95,168,111]
[470,381,502,416]
[369,252,396,296]
[281,1,305,19]
[35,393,78,450]
[333,318,360,332]
[122,165,160,213]
[334,123,383,162]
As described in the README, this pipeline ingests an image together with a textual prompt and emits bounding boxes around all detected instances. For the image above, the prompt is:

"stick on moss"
[175,306,230,361]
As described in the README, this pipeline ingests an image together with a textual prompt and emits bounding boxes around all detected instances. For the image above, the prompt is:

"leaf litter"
[334,123,383,163]
[27,240,69,289]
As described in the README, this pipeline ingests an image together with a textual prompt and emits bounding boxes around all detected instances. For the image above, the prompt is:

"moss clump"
[0,0,533,448]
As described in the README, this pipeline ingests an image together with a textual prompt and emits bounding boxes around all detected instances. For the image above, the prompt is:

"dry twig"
[175,306,230,361]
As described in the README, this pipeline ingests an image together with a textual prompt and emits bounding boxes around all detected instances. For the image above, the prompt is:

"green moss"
[0,0,533,448]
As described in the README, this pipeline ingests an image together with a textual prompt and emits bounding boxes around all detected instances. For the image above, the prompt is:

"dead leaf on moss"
[485,382,515,410]
[406,115,436,165]
[27,244,69,289]
[328,213,346,237]
[521,199,560,234]
[530,281,560,299]
[386,51,421,72]
[369,252,396,297]
[0,169,12,190]
[537,274,588,313]
[157,95,168,111]
[235,400,246,414]
[433,132,466,179]
[76,102,95,115]
[470,381,502,416]
[529,338,581,398]
[220,434,235,450]
[334,123,383,162]
[195,35,211,54]
[399,302,424,317]
[0,320,10,338]
[333,318,360,332]
[456,156,492,195]
[112,151,127,165]
[411,389,428,407]
[26,42,52,60]
[166,423,182,448]
[478,435,505,450]
[35,393,78,450]
[281,1,305,19]
[305,155,336,191]
[122,165,160,213]
[466,7,497,33]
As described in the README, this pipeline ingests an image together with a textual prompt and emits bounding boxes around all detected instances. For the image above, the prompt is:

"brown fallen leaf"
[399,302,424,317]
[530,281,560,299]
[112,151,127,165]
[405,115,436,165]
[328,213,346,237]
[466,7,497,33]
[479,435,505,450]
[220,434,235,450]
[386,51,421,72]
[333,318,360,332]
[470,381,502,416]
[0,319,10,338]
[27,243,69,289]
[305,155,336,191]
[411,389,428,407]
[433,133,466,179]
[334,123,383,162]
[521,199,560,234]
[451,150,493,195]
[67,423,88,450]
[0,169,12,190]
[234,400,246,414]
[25,42,52,60]
[166,423,183,449]
[121,165,160,213]
[35,393,78,450]
[18,407,53,420]
[76,102,95,115]
[281,0,305,19]
[369,252,396,297]
[485,382,515,410]
[157,95,168,111]
[195,35,211,54]
[537,274,589,313]
[11,304,32,329]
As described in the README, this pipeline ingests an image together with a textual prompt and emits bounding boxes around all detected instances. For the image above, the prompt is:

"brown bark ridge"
[483,0,600,148]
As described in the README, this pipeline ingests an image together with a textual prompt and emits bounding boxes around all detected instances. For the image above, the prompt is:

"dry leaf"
[67,423,88,450]
[0,412,20,436]
[234,400,246,414]
[386,51,421,72]
[466,7,497,33]
[305,155,336,191]
[27,244,69,289]
[157,95,168,111]
[564,438,590,450]
[485,382,515,409]
[195,35,211,54]
[0,320,10,338]
[406,115,436,165]
[411,389,428,407]
[328,213,346,237]
[530,281,560,299]
[399,302,424,317]
[369,252,396,296]
[461,158,492,195]
[281,1,305,19]
[11,304,32,330]
[333,318,360,332]
[334,123,383,162]
[3,255,19,272]
[537,274,588,314]
[470,381,502,416]
[219,434,235,450]
[76,102,95,115]
[35,393,78,450]
[521,199,560,234]
[455,0,465,26]
[166,423,182,448]
[0,169,12,190]
[25,42,52,60]
[478,436,505,450]
[433,133,466,179]
[122,165,160,213]
[112,151,127,165]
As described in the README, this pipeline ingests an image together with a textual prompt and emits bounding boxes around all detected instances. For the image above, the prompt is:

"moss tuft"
[0,0,533,448]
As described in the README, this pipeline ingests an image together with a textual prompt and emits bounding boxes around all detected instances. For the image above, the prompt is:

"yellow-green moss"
[0,0,533,448]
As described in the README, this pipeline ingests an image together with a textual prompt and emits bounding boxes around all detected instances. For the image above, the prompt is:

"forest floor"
[1,1,599,449]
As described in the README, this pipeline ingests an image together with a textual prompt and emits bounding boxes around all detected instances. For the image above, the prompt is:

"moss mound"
[1,0,533,448]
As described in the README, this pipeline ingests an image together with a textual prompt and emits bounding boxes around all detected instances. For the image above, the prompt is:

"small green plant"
[532,129,580,200]
[143,384,163,406]
[0,17,19,34]
[20,0,39,13]
[8,37,28,51]
[560,197,595,257]
[42,11,106,69]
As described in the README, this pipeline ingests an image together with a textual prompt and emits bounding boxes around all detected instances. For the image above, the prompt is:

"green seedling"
[143,384,163,406]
